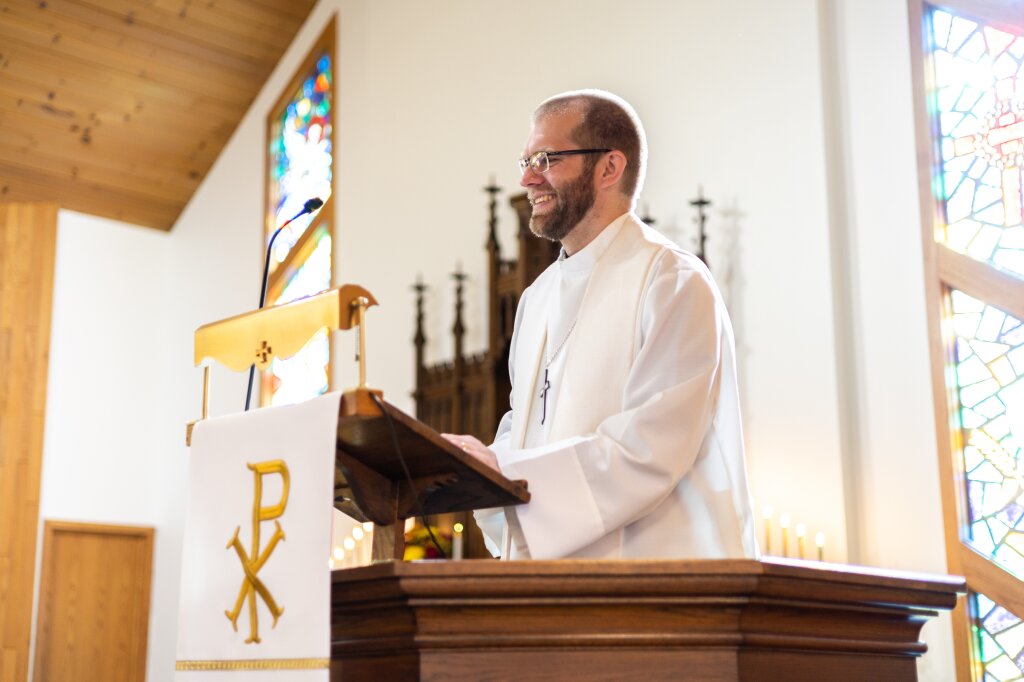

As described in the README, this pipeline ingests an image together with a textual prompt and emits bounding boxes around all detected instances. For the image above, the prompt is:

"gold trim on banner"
[175,657,329,671]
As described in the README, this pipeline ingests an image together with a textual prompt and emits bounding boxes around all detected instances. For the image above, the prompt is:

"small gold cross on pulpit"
[255,340,273,365]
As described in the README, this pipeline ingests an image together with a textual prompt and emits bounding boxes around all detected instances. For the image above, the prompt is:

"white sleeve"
[497,253,726,559]
[472,287,527,557]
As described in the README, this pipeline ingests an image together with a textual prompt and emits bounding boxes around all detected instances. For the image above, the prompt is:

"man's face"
[520,111,598,243]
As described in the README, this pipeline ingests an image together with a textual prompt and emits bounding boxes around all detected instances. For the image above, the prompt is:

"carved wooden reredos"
[413,185,560,442]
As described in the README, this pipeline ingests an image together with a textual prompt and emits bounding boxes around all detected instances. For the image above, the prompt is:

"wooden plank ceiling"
[0,0,317,230]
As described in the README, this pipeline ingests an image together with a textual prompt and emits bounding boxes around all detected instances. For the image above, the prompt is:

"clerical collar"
[557,213,631,274]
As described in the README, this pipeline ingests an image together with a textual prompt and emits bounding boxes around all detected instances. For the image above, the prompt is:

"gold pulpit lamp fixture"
[187,285,380,444]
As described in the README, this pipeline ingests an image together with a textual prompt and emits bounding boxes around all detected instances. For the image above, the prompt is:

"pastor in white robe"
[475,212,758,560]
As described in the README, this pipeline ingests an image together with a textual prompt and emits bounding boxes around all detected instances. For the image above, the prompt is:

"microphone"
[245,197,324,411]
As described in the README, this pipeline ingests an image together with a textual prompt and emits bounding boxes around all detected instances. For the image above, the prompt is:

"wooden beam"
[69,0,287,63]
[938,245,1024,322]
[0,202,58,682]
[0,24,254,108]
[2,0,266,82]
[0,165,181,230]
[35,0,270,78]
[0,141,202,206]
[0,37,248,116]
[959,545,1024,621]
[906,0,974,678]
[0,77,230,161]
[0,106,223,182]
[922,0,1024,29]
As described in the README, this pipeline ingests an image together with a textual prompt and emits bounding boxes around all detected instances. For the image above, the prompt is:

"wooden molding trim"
[0,202,58,682]
[33,521,154,682]
[923,0,1024,29]
[907,0,974,675]
[959,544,1024,619]
[909,2,1024,679]
[266,197,333,304]
[938,245,1024,321]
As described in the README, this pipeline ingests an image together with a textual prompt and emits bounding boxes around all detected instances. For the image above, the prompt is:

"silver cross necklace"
[539,319,577,425]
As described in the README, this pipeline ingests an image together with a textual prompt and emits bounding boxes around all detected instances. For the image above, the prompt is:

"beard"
[528,165,596,243]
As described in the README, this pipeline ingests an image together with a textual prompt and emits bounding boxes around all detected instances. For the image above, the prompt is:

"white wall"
[328,0,851,564]
[822,0,954,677]
[35,210,173,681]
[31,1,957,680]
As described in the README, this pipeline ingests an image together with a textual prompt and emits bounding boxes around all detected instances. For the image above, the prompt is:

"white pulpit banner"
[176,391,342,681]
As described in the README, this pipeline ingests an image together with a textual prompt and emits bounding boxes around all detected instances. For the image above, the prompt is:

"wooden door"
[33,521,154,682]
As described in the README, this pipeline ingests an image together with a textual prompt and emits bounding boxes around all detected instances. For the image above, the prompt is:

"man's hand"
[440,433,499,472]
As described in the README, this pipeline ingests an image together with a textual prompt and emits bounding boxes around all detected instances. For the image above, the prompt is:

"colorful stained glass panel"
[953,290,1024,578]
[928,9,1024,278]
[263,224,332,407]
[973,591,1024,680]
[268,53,333,270]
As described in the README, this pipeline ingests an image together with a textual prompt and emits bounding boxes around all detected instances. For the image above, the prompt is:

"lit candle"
[762,505,773,554]
[453,522,465,560]
[362,522,375,563]
[332,546,345,571]
[780,513,791,557]
[796,523,806,559]
[343,537,356,568]
[815,532,825,561]
[352,526,366,566]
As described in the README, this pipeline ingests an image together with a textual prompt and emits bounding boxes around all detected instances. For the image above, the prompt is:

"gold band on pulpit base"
[176,657,329,671]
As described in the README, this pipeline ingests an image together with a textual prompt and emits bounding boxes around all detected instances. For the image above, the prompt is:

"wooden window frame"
[261,17,337,406]
[908,0,1024,678]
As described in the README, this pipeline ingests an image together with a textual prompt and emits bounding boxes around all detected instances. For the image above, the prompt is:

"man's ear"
[597,150,627,190]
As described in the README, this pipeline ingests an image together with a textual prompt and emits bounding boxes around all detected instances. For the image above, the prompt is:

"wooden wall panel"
[33,522,154,682]
[0,202,58,682]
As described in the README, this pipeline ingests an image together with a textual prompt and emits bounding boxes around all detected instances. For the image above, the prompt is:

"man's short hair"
[533,89,647,202]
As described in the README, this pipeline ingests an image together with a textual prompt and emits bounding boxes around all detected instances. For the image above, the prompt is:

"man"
[442,90,757,560]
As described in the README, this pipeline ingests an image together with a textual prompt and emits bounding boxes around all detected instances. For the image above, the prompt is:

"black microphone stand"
[244,198,324,411]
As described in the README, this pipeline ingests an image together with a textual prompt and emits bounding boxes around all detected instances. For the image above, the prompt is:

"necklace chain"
[544,319,577,368]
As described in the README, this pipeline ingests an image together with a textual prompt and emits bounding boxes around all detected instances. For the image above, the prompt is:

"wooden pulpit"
[188,283,532,562]
[329,558,964,681]
[188,285,963,681]
[333,393,530,561]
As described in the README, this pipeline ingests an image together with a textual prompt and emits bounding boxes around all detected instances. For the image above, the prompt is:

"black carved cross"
[689,185,711,268]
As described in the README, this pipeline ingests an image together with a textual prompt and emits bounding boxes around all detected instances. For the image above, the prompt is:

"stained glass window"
[929,10,1024,277]
[268,52,333,270]
[972,591,1024,680]
[954,290,1024,578]
[262,32,334,408]
[261,225,333,407]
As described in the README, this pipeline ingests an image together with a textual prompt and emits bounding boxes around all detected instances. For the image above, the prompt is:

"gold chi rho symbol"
[225,460,290,644]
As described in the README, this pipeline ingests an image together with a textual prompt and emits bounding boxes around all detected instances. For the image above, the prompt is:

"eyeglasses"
[517,148,611,175]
